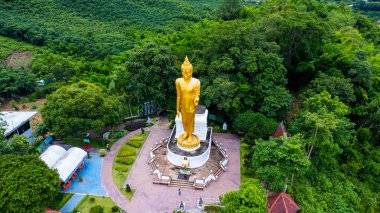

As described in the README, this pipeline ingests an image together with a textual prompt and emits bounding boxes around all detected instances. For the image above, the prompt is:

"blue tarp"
[44,135,53,145]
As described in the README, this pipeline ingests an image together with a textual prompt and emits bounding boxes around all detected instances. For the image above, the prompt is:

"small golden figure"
[176,56,200,148]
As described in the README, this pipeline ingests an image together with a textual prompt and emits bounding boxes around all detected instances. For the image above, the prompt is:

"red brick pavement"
[101,126,240,213]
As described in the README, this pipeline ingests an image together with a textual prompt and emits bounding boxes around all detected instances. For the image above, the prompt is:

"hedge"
[128,140,142,148]
[114,165,128,172]
[116,157,134,165]
[129,135,144,141]
[117,146,136,157]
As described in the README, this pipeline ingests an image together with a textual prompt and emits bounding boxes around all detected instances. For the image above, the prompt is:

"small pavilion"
[273,121,289,138]
[267,192,300,213]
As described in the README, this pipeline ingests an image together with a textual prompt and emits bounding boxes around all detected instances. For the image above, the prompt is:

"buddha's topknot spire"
[181,56,193,70]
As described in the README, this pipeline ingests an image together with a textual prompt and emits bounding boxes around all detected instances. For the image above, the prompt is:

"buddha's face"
[181,67,192,81]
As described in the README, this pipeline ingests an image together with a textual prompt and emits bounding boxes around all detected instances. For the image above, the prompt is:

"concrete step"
[214,167,224,177]
[149,161,157,172]
[170,180,193,189]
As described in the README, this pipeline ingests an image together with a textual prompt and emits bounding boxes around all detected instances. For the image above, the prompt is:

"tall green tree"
[0,154,60,213]
[218,0,242,21]
[291,91,354,169]
[221,179,267,213]
[42,81,124,137]
[301,73,355,105]
[0,135,31,155]
[233,110,277,141]
[119,42,177,109]
[252,134,310,191]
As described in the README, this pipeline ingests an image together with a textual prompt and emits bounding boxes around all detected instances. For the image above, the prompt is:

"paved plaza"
[101,123,241,212]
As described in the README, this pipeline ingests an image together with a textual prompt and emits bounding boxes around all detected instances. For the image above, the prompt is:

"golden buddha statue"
[176,56,200,148]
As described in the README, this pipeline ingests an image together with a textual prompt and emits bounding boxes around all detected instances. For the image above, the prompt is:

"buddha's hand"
[177,110,180,117]
[194,97,199,106]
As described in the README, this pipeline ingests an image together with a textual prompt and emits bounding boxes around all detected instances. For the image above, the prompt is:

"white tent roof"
[1,111,37,136]
[39,145,66,168]
[40,145,87,182]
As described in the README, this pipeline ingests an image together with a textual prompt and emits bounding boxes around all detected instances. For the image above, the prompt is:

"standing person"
[106,143,110,152]
[178,188,181,196]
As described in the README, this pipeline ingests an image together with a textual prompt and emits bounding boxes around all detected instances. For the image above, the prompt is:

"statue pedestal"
[175,109,208,141]
[167,127,212,168]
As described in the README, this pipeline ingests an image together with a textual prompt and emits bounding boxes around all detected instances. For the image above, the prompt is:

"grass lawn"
[48,192,74,211]
[112,132,149,201]
[113,162,131,189]
[121,189,136,201]
[74,195,118,213]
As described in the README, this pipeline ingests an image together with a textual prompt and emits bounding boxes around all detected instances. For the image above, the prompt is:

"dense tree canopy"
[0,0,379,211]
[42,81,124,137]
[221,179,267,213]
[0,66,36,98]
[252,134,310,191]
[0,135,32,155]
[0,154,60,213]
[112,42,178,108]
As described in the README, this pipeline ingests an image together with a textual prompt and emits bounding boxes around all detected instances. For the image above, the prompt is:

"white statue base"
[175,109,208,141]
[167,127,212,168]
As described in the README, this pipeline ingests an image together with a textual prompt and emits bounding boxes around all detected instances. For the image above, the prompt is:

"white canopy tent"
[40,145,87,182]
[40,145,66,168]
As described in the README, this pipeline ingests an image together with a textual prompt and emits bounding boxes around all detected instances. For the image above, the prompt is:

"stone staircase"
[170,179,194,189]
[148,161,157,172]
[213,167,224,178]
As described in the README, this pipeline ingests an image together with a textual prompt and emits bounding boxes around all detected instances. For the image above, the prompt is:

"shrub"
[111,206,119,212]
[10,100,19,110]
[111,130,127,139]
[129,135,144,141]
[116,157,134,165]
[128,140,142,148]
[100,139,107,146]
[204,205,224,213]
[114,165,128,172]
[99,149,106,157]
[89,205,104,213]
[90,197,95,202]
[21,97,29,103]
[117,146,136,157]
[126,184,131,192]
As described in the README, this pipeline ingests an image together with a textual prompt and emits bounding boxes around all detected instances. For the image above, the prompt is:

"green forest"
[0,0,380,212]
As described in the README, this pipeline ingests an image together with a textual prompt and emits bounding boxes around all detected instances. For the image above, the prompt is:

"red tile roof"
[267,192,300,213]
[273,121,289,138]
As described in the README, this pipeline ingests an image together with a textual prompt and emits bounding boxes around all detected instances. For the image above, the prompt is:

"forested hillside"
[1,0,380,212]
[0,0,222,57]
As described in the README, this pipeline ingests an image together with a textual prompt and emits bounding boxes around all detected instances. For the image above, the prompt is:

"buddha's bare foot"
[183,133,188,139]
[188,135,193,141]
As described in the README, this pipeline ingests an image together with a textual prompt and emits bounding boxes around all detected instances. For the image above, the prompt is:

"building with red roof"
[267,192,300,213]
[273,121,289,138]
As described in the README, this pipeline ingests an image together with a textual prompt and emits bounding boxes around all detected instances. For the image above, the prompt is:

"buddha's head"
[181,56,193,81]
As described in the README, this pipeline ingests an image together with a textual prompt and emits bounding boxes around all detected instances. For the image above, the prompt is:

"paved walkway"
[60,194,85,213]
[102,124,240,213]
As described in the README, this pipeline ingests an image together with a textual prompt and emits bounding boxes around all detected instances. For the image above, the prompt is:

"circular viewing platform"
[167,127,212,168]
